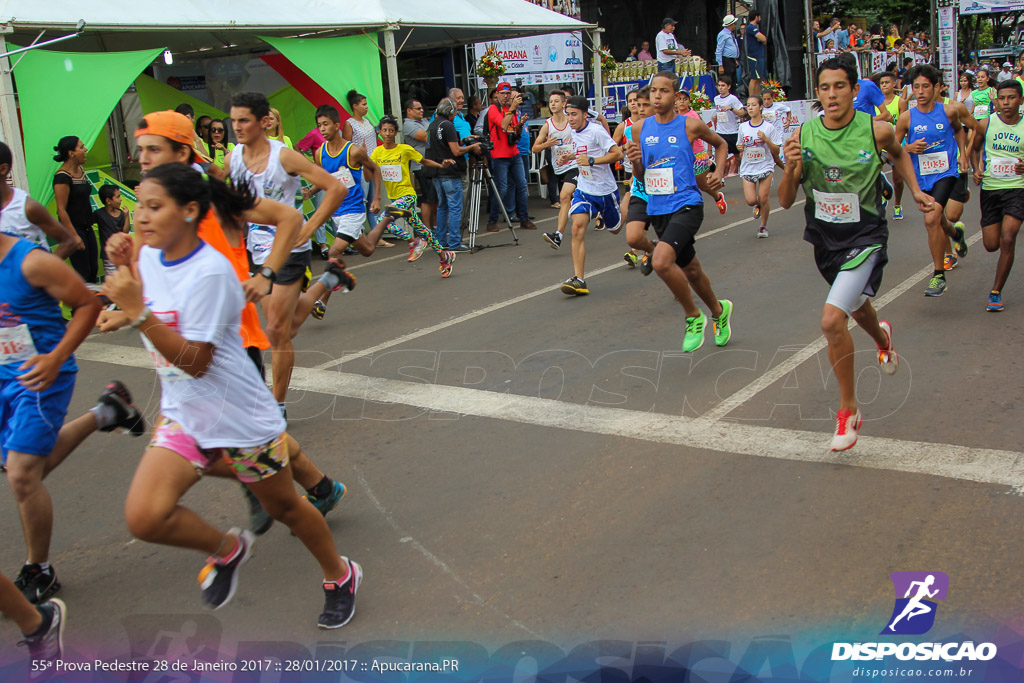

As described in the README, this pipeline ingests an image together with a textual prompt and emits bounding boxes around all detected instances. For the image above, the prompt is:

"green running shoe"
[954,222,968,258]
[713,299,734,347]
[924,275,947,297]
[682,311,707,352]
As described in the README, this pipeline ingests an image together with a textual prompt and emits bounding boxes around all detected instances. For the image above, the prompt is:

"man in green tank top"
[779,57,933,452]
[968,78,1024,312]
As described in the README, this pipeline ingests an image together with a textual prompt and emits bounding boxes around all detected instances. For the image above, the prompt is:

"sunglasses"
[210,127,226,132]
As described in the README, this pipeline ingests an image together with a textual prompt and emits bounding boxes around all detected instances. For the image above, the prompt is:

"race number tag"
[716,110,730,126]
[0,324,38,365]
[645,168,674,195]
[246,225,276,265]
[973,104,990,120]
[554,142,575,168]
[141,312,191,382]
[744,147,767,164]
[918,151,949,175]
[813,190,860,224]
[990,157,1019,179]
[579,165,593,180]
[331,166,355,188]
[380,164,403,182]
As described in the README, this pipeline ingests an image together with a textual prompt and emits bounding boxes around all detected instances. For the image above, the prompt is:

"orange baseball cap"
[135,110,211,163]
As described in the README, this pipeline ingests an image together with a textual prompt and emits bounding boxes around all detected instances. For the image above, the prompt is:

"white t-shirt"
[737,120,782,176]
[656,31,679,63]
[761,103,792,132]
[545,116,578,174]
[713,94,744,134]
[570,120,618,196]
[0,188,49,251]
[138,243,286,449]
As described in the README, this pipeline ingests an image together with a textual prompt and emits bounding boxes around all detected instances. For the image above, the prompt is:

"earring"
[185,217,194,223]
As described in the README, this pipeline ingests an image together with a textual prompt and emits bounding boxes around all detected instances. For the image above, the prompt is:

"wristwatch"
[257,266,277,282]
[588,156,595,166]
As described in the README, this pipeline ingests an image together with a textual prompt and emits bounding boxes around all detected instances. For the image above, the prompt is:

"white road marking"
[702,231,985,421]
[75,340,1024,489]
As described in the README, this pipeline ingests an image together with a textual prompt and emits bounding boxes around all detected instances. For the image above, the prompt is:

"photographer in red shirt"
[485,82,537,231]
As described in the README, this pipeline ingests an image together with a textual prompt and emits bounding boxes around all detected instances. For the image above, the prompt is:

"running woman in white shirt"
[101,164,361,629]
[760,89,792,135]
[560,96,623,296]
[713,75,746,177]
[536,90,580,250]
[737,95,783,237]
[224,92,345,418]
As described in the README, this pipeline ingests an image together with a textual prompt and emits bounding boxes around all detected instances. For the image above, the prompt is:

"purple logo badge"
[881,571,949,635]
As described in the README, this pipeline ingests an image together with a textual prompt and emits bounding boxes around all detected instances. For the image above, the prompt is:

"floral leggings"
[379,194,446,256]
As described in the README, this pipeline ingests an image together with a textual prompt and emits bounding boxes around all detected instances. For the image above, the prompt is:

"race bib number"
[579,165,593,180]
[716,111,731,126]
[246,225,276,265]
[331,166,355,188]
[141,312,191,382]
[918,151,950,175]
[380,164,403,183]
[990,157,1019,179]
[973,104,989,120]
[554,142,575,168]
[645,168,674,195]
[0,324,38,365]
[744,147,767,164]
[813,190,860,224]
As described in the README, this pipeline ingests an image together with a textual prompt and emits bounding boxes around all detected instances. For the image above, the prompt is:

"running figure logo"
[881,571,949,635]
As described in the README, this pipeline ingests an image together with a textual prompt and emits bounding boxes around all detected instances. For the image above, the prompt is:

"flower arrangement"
[689,86,713,111]
[764,77,786,101]
[598,46,616,72]
[477,44,506,78]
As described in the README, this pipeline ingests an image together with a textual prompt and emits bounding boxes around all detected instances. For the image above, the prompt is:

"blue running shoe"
[987,291,1004,312]
[306,481,347,518]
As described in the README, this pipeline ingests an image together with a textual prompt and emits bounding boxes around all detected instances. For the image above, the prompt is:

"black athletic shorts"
[556,168,579,187]
[950,172,969,203]
[277,249,313,286]
[980,187,1024,228]
[925,175,958,207]
[413,169,438,205]
[813,243,889,295]
[648,204,703,268]
[720,133,739,156]
[625,194,649,226]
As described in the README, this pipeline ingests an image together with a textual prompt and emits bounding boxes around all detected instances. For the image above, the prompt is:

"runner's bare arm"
[103,266,215,378]
[280,147,346,243]
[19,249,100,391]
[778,128,802,209]
[969,117,989,185]
[612,121,626,145]
[693,117,727,191]
[24,197,80,260]
[949,104,969,174]
[302,147,325,199]
[531,122,553,153]
[877,120,932,212]
[352,146,383,214]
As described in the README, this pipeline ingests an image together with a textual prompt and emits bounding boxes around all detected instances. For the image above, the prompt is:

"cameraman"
[485,82,537,231]
[427,98,481,250]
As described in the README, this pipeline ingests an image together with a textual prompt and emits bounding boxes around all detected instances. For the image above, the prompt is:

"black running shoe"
[15,564,60,604]
[318,557,363,629]
[311,300,327,321]
[97,381,146,436]
[241,485,273,536]
[198,528,254,610]
[640,252,654,276]
[560,276,589,296]
[384,207,412,220]
[324,259,356,292]
[19,598,66,679]
[542,231,562,249]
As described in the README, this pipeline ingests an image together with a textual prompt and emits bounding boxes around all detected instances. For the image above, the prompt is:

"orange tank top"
[197,212,271,350]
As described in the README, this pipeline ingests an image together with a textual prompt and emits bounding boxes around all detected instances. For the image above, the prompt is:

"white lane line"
[314,200,804,370]
[702,231,985,422]
[75,341,1024,489]
[355,469,541,638]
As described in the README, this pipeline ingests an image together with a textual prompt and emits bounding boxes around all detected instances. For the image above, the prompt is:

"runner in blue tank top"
[0,231,144,609]
[895,64,970,297]
[625,71,735,353]
[296,104,388,322]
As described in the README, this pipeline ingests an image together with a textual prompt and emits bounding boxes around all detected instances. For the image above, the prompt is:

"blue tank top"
[908,103,959,191]
[320,141,364,216]
[638,115,702,215]
[0,239,76,380]
[623,125,648,202]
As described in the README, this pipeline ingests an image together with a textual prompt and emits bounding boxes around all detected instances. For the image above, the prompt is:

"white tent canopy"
[0,0,600,189]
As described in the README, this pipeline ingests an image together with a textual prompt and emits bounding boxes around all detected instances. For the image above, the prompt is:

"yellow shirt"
[370,144,421,199]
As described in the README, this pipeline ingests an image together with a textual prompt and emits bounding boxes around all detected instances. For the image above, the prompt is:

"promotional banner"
[474,33,585,88]
[939,6,958,92]
[961,0,1024,13]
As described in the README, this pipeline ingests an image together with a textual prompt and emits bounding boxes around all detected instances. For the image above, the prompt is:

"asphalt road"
[2,179,1023,677]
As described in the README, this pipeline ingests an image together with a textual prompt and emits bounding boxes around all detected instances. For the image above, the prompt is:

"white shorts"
[332,212,367,243]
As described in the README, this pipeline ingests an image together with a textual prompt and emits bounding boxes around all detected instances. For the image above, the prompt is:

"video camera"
[462,135,494,153]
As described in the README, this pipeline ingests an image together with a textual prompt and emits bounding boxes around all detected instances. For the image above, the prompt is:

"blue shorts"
[0,372,76,460]
[570,189,622,231]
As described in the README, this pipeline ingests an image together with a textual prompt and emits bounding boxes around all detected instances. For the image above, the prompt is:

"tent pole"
[591,28,603,109]
[804,0,815,100]
[0,35,29,191]
[383,28,403,137]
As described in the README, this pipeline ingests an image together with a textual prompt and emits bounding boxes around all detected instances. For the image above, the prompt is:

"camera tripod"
[466,158,517,252]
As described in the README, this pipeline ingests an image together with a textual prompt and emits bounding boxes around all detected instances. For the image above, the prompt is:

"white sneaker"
[877,321,898,376]
[830,409,862,451]
[757,227,768,238]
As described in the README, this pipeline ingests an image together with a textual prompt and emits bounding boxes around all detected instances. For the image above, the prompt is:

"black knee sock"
[307,475,333,499]
[934,270,945,278]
